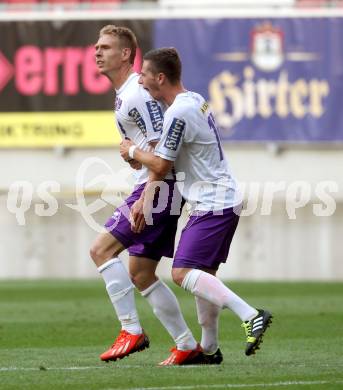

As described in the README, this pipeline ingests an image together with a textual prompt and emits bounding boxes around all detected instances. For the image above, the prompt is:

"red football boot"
[100,330,149,362]
[159,344,203,366]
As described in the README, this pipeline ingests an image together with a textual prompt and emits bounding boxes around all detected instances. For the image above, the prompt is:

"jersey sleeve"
[154,111,186,161]
[114,96,128,139]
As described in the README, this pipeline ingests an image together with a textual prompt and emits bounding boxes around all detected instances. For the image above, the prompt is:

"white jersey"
[115,73,168,184]
[155,91,242,211]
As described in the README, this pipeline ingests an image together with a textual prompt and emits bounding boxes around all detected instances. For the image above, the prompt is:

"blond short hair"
[99,25,137,64]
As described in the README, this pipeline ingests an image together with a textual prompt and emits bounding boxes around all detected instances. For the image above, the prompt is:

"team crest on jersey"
[115,96,122,111]
[146,101,163,132]
[128,107,147,136]
[164,118,185,151]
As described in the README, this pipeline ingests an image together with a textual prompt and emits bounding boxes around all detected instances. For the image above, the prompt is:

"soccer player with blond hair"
[91,27,202,365]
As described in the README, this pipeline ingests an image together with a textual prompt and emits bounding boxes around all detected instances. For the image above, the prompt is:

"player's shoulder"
[168,91,205,118]
[186,91,206,108]
[126,83,156,112]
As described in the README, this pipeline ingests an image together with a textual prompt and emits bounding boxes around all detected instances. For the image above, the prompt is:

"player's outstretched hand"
[130,198,146,233]
[120,139,135,161]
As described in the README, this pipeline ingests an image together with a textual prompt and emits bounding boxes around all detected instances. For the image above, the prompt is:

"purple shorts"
[173,206,241,271]
[105,180,182,261]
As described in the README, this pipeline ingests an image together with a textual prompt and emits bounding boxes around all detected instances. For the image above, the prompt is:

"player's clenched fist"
[120,139,135,161]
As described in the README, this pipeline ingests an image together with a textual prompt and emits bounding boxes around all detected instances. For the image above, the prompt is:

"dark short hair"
[143,47,181,85]
[99,25,137,65]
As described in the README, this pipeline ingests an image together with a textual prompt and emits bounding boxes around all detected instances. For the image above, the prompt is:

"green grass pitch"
[0,280,342,390]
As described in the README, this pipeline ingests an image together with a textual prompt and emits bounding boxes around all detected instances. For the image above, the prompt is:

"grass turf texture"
[0,281,342,390]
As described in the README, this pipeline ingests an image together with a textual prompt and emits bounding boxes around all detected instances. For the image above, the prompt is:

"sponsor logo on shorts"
[146,100,163,132]
[112,210,121,221]
[164,118,185,151]
[128,107,147,136]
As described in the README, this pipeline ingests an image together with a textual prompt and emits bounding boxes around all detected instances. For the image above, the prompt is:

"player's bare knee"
[129,269,140,286]
[89,245,96,262]
[130,272,144,290]
[90,233,124,266]
[89,244,105,265]
[171,268,184,286]
[130,269,157,291]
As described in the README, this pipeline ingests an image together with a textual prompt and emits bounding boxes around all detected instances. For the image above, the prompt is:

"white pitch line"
[1,367,343,390]
[0,366,105,372]
[0,364,202,372]
[107,380,343,390]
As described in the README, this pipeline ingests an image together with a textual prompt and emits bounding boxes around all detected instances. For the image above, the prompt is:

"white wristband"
[128,145,137,159]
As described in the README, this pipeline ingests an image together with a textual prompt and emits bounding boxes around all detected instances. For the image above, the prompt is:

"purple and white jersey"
[154,91,242,211]
[115,73,167,184]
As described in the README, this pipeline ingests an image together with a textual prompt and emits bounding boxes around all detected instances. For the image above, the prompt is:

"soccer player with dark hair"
[120,47,273,361]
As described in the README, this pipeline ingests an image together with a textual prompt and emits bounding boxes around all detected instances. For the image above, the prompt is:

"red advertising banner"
[0,20,152,147]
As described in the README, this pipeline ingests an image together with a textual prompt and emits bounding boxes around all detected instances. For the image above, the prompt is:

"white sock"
[98,258,142,335]
[181,269,258,322]
[141,279,197,351]
[195,296,220,354]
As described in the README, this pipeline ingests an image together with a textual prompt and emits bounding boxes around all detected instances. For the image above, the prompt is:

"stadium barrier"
[0,6,342,279]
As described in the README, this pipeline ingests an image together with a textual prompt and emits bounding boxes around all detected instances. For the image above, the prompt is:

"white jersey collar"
[115,72,139,95]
